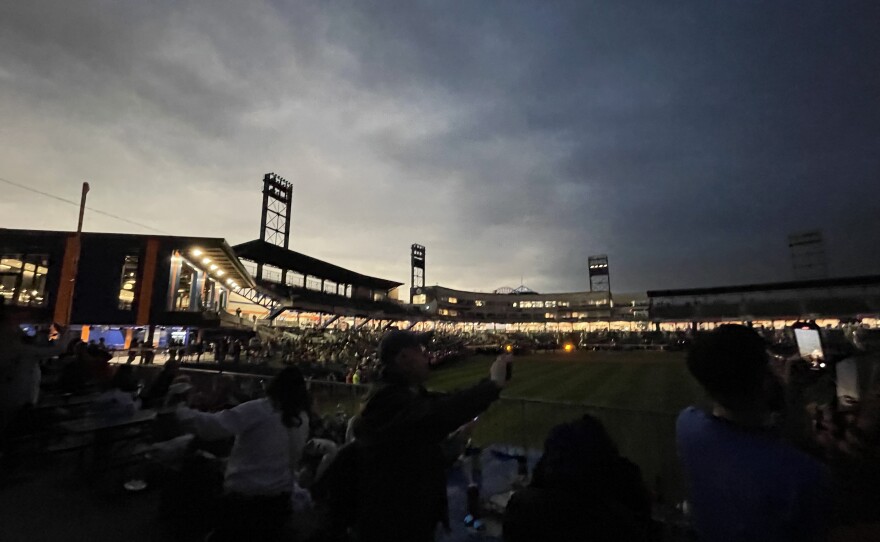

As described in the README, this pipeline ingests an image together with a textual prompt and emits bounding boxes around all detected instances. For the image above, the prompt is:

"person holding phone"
[349,330,511,542]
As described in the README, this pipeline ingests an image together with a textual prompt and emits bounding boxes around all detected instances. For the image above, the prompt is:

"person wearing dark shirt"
[351,330,511,542]
[677,324,831,542]
[504,414,652,542]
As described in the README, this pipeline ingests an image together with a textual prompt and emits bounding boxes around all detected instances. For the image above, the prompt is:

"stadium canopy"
[233,239,402,291]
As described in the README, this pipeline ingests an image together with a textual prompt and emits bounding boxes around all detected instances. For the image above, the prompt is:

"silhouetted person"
[351,331,510,542]
[677,324,831,542]
[504,415,651,542]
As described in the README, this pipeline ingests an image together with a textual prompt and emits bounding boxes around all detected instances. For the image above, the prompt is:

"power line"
[0,175,171,234]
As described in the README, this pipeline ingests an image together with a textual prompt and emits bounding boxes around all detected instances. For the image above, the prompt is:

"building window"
[558,301,570,307]
[412,294,427,305]
[306,276,322,291]
[447,297,458,304]
[118,255,139,310]
[240,259,258,277]
[286,271,305,288]
[324,280,338,295]
[475,300,485,307]
[175,263,196,311]
[0,254,49,307]
[545,301,556,308]
[262,265,282,283]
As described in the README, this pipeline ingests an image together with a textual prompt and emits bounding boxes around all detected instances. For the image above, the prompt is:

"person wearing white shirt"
[177,366,311,541]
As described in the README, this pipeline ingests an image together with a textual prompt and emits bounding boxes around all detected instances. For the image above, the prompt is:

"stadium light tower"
[588,255,610,292]
[258,172,293,281]
[411,244,425,302]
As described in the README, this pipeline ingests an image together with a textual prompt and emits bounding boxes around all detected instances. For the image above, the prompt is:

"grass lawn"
[427,350,707,500]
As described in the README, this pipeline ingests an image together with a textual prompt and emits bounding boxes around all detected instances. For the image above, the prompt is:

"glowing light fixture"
[216,270,225,277]
[191,248,203,257]
[505,344,513,353]
[202,258,211,265]
[564,343,574,353]
[209,264,218,270]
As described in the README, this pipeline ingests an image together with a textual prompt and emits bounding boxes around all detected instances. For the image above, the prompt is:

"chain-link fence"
[137,366,685,501]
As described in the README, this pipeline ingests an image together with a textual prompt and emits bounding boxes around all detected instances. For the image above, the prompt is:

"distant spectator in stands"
[504,415,651,542]
[349,330,510,542]
[677,324,831,542]
[229,339,238,363]
[177,366,311,541]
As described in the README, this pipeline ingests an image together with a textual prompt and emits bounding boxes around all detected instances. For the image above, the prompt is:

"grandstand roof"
[647,274,880,298]
[233,239,402,291]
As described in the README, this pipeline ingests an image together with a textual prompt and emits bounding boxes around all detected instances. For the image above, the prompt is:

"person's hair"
[686,324,768,409]
[110,364,138,392]
[267,366,310,428]
[532,415,620,490]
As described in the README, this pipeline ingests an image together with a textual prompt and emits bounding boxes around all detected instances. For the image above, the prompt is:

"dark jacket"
[503,455,652,542]
[352,379,501,542]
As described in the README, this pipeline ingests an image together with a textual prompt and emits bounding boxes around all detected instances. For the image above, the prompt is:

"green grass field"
[426,350,707,499]
[309,350,705,499]
[428,350,703,413]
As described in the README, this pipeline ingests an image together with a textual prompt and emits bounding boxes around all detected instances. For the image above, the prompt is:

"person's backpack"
[310,440,360,538]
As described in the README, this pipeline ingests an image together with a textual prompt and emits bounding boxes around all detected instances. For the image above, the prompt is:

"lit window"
[412,294,427,305]
[0,254,49,307]
[447,297,458,304]
[118,255,139,310]
[475,300,485,307]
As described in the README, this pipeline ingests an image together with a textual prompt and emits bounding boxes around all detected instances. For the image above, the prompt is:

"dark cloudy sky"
[1,1,878,294]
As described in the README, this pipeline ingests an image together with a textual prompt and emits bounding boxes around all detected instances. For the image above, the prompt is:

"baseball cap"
[378,330,430,365]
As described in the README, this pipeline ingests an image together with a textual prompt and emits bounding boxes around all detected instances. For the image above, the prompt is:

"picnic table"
[35,392,101,411]
[59,409,158,474]
[60,408,157,434]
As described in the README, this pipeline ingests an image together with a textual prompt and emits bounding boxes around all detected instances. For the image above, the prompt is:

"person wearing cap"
[350,330,511,542]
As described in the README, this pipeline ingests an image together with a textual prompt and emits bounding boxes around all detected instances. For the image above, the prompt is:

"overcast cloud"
[1,1,878,293]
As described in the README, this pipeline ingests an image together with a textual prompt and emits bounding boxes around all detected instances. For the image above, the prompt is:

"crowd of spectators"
[3,289,880,541]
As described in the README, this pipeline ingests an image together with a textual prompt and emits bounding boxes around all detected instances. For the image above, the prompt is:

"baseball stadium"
[3,174,880,538]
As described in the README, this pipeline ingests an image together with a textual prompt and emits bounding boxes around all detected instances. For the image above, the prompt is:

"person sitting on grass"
[677,324,831,542]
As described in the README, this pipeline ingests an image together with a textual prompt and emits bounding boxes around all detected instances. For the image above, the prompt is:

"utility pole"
[53,182,89,327]
[77,182,89,233]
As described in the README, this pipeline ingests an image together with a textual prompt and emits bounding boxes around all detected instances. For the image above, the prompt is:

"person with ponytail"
[177,366,310,541]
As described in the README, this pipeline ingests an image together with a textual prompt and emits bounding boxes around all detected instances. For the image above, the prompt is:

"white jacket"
[179,398,309,496]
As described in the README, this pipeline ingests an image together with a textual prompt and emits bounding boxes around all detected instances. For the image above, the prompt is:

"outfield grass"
[427,350,707,500]
[428,350,703,413]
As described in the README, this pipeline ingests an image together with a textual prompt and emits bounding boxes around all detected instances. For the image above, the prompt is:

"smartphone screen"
[794,327,824,361]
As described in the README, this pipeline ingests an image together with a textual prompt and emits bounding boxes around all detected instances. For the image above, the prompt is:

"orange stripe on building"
[52,234,81,326]
[135,238,160,326]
